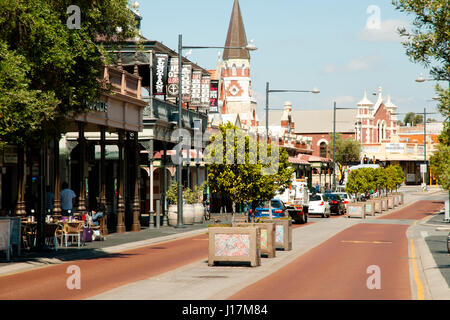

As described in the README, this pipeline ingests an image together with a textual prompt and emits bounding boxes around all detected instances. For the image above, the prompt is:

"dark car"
[324,193,346,215]
[248,199,287,220]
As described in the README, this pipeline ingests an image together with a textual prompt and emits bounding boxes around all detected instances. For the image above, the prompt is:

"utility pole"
[333,101,336,191]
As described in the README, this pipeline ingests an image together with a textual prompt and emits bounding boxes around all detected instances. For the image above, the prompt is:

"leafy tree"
[206,123,294,214]
[414,114,424,125]
[0,0,138,147]
[373,167,388,196]
[393,0,449,201]
[392,164,406,191]
[345,168,375,197]
[403,112,416,126]
[328,133,362,184]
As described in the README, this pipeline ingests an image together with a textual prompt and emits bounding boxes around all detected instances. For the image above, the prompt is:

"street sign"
[420,164,427,173]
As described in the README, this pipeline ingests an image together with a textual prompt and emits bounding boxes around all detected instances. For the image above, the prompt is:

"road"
[0,197,444,300]
[229,200,444,300]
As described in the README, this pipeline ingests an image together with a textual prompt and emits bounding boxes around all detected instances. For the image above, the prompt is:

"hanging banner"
[201,75,211,109]
[167,57,179,98]
[209,80,219,113]
[191,70,202,106]
[182,64,192,102]
[153,53,169,96]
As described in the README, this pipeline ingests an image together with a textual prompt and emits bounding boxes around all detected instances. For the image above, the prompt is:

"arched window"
[241,65,246,76]
[320,142,327,158]
[232,64,237,76]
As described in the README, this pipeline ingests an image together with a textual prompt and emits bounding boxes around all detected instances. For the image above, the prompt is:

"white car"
[308,193,331,218]
[335,192,354,205]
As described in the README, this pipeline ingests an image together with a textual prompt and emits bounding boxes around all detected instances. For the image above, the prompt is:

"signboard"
[88,101,108,113]
[181,64,192,102]
[153,53,169,96]
[406,173,416,183]
[201,75,211,109]
[167,57,179,99]
[190,70,202,106]
[420,164,427,173]
[209,80,219,113]
[3,146,17,164]
[94,145,119,160]
[385,143,405,154]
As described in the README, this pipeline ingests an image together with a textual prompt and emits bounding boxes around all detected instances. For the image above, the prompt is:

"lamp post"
[175,34,257,228]
[332,104,358,191]
[265,83,320,141]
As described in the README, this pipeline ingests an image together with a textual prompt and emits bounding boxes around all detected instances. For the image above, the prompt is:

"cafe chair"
[63,222,84,247]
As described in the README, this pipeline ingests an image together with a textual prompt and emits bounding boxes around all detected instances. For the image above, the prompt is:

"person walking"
[60,182,76,216]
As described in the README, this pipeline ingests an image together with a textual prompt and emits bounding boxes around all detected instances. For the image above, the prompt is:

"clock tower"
[222,0,257,127]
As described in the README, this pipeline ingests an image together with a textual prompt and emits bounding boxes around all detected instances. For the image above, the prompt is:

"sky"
[135,0,444,122]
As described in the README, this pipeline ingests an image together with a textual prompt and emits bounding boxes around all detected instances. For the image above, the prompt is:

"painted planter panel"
[381,198,388,211]
[393,195,399,207]
[347,203,366,219]
[208,227,261,267]
[259,219,292,251]
[365,202,375,216]
[372,199,382,213]
[214,234,250,257]
[234,222,276,258]
[387,197,394,209]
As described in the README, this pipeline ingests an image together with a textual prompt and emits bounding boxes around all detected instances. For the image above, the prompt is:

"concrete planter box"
[371,199,382,214]
[259,218,292,251]
[380,198,388,211]
[387,196,394,209]
[234,222,276,258]
[364,201,376,216]
[208,227,261,267]
[347,202,366,219]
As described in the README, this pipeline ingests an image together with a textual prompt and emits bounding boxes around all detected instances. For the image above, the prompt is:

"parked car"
[335,192,354,209]
[248,199,287,220]
[324,193,346,215]
[308,194,330,218]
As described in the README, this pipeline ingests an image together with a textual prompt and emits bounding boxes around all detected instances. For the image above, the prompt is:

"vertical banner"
[209,80,219,113]
[182,64,192,102]
[191,70,202,106]
[153,53,169,96]
[201,75,211,109]
[167,57,179,99]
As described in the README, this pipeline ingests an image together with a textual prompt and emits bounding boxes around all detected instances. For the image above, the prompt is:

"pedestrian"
[45,185,54,215]
[315,183,320,193]
[60,182,76,216]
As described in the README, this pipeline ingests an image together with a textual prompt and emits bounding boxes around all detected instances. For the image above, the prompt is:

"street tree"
[328,133,362,184]
[0,0,138,147]
[373,167,388,196]
[403,112,416,126]
[345,168,375,198]
[393,0,449,206]
[206,122,294,214]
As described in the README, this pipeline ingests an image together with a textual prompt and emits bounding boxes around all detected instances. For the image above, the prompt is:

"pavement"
[0,186,448,300]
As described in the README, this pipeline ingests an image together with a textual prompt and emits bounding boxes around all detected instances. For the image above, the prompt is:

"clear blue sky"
[136,0,443,122]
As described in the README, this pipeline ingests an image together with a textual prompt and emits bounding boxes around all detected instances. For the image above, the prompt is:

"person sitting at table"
[60,182,76,216]
[90,203,105,227]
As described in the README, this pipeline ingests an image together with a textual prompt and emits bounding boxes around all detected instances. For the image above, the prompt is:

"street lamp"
[332,104,359,191]
[265,83,320,141]
[175,34,257,228]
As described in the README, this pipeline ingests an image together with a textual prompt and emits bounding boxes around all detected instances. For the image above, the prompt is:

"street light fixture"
[265,82,320,141]
[175,34,257,228]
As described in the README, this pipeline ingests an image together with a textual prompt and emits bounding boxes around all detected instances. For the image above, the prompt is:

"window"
[232,64,237,76]
[320,142,327,158]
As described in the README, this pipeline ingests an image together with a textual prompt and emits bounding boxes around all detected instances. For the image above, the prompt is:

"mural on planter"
[348,206,363,215]
[275,225,284,244]
[260,229,268,250]
[214,234,250,257]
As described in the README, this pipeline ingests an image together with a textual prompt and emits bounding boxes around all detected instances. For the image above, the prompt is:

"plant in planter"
[166,181,178,226]
[183,187,196,225]
[192,182,206,223]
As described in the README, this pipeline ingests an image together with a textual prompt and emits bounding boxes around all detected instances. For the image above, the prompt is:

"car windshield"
[310,195,322,201]
[325,194,339,200]
[339,194,348,199]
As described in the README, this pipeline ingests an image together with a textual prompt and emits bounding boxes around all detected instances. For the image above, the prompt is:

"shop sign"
[181,64,192,102]
[209,80,219,113]
[200,75,211,109]
[191,70,202,105]
[153,53,169,96]
[385,143,404,154]
[94,145,119,160]
[167,57,179,98]
[3,146,17,164]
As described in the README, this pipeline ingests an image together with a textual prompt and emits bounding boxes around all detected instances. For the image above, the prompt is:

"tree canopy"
[206,123,294,211]
[0,0,138,147]
[328,133,362,184]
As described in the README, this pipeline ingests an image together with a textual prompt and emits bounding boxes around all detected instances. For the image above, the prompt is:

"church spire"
[223,0,250,60]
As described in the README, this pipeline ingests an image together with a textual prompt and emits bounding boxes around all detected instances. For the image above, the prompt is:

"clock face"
[229,85,240,96]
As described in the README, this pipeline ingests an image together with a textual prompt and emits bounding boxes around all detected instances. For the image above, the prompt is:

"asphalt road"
[229,200,444,300]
